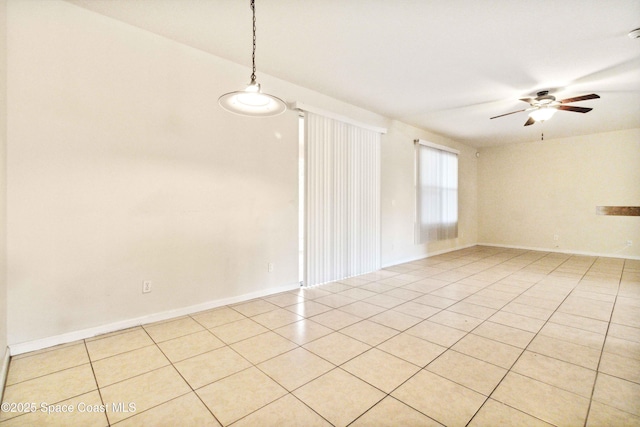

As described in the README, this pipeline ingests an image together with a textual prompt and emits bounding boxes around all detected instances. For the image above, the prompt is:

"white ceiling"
[66,0,640,147]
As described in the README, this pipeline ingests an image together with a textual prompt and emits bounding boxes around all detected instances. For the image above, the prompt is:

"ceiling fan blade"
[524,117,535,126]
[558,105,593,113]
[490,109,527,119]
[559,94,600,104]
[519,97,534,105]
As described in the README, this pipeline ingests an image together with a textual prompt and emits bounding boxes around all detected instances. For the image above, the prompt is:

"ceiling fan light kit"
[218,0,286,117]
[528,106,557,122]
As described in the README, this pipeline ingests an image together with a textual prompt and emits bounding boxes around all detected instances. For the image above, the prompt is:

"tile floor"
[1,246,639,426]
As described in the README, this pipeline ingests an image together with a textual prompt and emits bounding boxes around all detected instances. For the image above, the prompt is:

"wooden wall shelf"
[596,206,640,216]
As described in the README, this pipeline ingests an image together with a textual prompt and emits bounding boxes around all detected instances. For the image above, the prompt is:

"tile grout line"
[472,253,600,426]
[228,252,482,427]
[343,248,548,426]
[205,301,336,426]
[581,257,625,427]
[82,339,111,426]
[215,252,624,426]
[433,250,560,426]
[404,251,571,423]
[149,328,225,427]
[155,247,490,422]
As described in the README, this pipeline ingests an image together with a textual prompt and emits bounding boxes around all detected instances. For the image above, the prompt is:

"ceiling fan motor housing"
[534,91,557,106]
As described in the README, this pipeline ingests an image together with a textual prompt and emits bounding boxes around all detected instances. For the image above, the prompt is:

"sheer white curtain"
[416,140,458,243]
[304,112,381,286]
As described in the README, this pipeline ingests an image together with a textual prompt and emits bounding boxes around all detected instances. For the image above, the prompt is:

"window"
[415,140,458,243]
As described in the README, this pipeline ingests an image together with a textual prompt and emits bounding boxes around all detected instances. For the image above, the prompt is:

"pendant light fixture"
[218,0,286,117]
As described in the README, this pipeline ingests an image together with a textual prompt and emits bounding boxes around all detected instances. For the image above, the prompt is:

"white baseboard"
[9,282,300,356]
[0,346,10,403]
[381,243,478,268]
[478,242,640,261]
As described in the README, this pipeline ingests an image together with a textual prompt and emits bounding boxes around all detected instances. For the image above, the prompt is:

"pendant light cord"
[250,0,257,84]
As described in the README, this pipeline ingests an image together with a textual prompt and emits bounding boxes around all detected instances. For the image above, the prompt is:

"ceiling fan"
[490,91,600,126]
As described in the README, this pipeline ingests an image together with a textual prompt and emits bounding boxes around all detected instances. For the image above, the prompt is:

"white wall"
[5,0,387,347]
[381,120,478,266]
[478,128,640,258]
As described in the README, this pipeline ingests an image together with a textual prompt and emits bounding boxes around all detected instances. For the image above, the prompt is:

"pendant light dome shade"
[219,82,286,117]
[218,0,286,117]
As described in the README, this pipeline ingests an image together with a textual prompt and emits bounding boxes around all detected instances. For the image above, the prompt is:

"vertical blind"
[416,140,459,243]
[304,112,381,286]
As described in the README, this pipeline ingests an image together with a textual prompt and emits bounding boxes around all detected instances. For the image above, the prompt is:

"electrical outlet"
[142,280,152,293]
[268,262,274,272]
[553,235,559,241]
[627,240,633,247]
